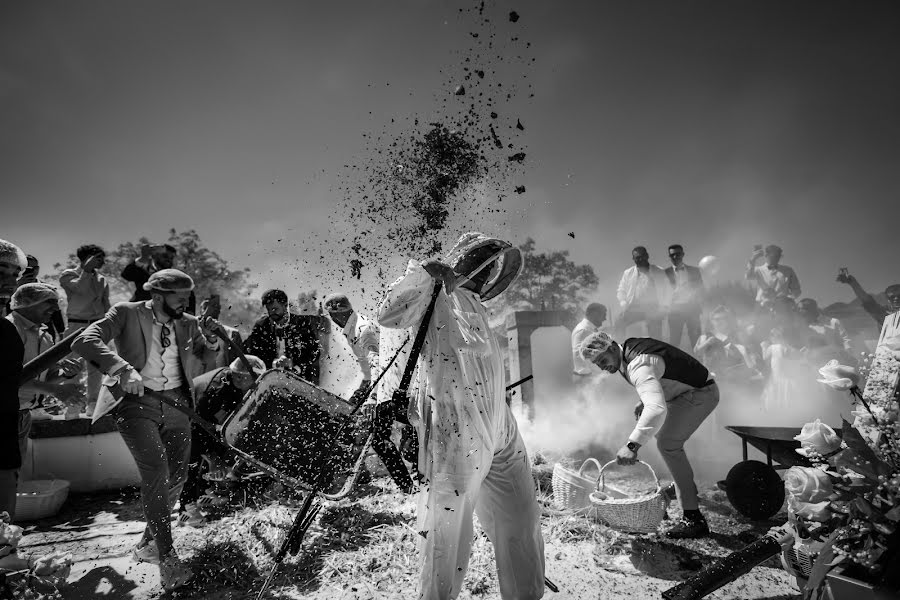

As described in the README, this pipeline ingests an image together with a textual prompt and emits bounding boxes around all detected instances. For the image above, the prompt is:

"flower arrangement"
[782,359,899,596]
[0,512,73,599]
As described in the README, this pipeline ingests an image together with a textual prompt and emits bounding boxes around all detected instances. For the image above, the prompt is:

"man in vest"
[580,331,719,538]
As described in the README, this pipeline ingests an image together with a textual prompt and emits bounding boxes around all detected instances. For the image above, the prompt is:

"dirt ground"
[13,468,800,600]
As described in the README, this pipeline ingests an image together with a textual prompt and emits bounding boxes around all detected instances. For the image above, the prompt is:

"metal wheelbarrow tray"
[721,425,842,521]
[222,369,371,501]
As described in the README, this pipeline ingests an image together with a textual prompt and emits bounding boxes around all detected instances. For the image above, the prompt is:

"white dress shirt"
[140,316,184,391]
[617,265,669,310]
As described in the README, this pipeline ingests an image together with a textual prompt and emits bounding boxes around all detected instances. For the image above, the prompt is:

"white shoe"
[159,554,193,591]
[131,541,160,565]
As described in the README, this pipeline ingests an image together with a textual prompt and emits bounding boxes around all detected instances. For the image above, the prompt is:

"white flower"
[795,419,842,456]
[784,466,833,503]
[817,360,860,391]
[788,497,832,522]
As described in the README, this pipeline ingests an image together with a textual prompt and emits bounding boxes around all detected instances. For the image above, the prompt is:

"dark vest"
[621,337,710,389]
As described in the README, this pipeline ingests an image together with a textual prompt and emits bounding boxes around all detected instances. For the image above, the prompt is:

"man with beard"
[580,331,719,538]
[616,246,668,339]
[72,269,224,591]
[244,289,326,384]
[377,232,545,600]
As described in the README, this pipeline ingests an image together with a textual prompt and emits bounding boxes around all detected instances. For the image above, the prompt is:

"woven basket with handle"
[589,460,668,533]
[552,458,602,512]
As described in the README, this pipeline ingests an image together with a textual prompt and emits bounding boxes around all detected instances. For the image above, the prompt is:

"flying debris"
[515,185,526,194]
[490,125,504,149]
[509,11,520,22]
[454,84,466,96]
[508,152,526,163]
[516,119,525,131]
[567,232,575,239]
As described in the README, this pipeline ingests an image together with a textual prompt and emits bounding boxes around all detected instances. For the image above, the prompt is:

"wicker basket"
[15,479,70,521]
[552,458,602,512]
[589,461,668,533]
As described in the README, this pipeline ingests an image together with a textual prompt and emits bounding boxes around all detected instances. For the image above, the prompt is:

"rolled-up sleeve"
[626,354,667,445]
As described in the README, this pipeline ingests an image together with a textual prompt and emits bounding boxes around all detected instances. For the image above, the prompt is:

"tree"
[499,238,599,313]
[50,229,259,333]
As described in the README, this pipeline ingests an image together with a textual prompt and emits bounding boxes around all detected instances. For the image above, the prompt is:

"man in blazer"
[243,288,326,384]
[663,244,705,350]
[72,269,223,591]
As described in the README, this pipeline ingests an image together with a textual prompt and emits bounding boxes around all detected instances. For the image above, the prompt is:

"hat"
[230,355,266,377]
[0,239,27,269]
[580,331,616,363]
[444,232,523,301]
[142,268,195,293]
[323,293,352,313]
[10,282,59,310]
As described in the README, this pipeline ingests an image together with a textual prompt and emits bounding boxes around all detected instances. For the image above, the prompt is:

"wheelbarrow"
[720,425,840,520]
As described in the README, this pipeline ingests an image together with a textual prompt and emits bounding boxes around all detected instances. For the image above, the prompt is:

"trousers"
[419,429,545,600]
[656,383,719,511]
[667,307,702,350]
[115,388,192,557]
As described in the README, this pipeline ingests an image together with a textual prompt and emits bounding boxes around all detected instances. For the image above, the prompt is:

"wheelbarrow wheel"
[724,460,784,520]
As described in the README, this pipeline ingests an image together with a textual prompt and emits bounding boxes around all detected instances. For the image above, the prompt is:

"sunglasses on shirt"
[161,324,171,349]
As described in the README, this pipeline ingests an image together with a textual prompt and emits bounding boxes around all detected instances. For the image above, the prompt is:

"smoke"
[511,319,857,489]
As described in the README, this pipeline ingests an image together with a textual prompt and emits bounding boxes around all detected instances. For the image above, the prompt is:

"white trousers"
[418,429,545,600]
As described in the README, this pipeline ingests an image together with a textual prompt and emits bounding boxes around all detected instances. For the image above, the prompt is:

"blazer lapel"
[137,302,154,362]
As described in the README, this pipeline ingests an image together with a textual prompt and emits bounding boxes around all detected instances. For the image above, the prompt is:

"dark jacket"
[1,318,25,469]
[121,260,196,313]
[244,313,325,384]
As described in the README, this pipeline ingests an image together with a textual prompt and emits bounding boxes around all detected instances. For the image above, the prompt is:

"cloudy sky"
[2,1,898,314]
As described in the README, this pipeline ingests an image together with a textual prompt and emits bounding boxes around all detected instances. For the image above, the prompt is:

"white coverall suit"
[377,259,545,600]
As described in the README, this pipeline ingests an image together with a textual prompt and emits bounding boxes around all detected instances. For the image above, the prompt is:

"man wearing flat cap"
[73,268,225,591]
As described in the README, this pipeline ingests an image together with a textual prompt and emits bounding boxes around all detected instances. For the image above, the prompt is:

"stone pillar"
[506,310,577,419]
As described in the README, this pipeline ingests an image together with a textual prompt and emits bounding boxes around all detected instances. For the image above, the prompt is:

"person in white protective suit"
[376,232,545,600]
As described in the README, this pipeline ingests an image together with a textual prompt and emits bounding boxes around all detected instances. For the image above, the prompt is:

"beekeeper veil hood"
[445,232,522,301]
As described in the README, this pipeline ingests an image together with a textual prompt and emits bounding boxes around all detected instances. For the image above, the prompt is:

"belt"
[67,318,99,324]
[143,385,186,394]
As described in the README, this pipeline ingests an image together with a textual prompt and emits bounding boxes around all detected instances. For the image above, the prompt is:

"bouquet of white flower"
[783,361,900,597]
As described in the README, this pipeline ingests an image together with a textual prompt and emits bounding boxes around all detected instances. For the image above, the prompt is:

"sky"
[2,0,899,315]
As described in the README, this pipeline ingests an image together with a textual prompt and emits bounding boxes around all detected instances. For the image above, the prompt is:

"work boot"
[665,514,710,539]
[159,554,193,591]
